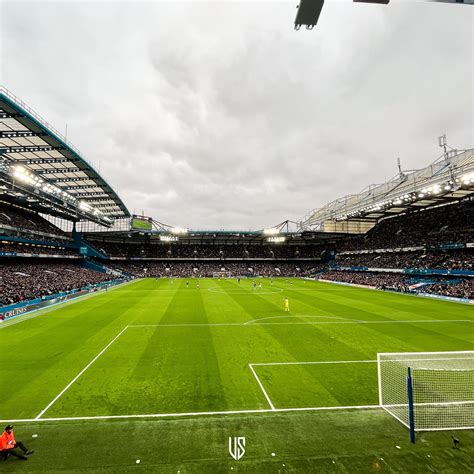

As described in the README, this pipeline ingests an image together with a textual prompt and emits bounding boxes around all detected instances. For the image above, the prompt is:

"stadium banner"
[332,265,404,274]
[0,251,80,259]
[466,243,474,248]
[338,246,423,255]
[318,279,376,290]
[436,243,465,250]
[404,268,474,277]
[319,280,473,305]
[0,280,125,322]
[417,293,473,304]
[367,267,404,273]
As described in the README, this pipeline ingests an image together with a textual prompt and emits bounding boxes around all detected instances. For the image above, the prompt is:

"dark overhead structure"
[294,0,325,30]
[294,0,471,30]
[0,86,130,227]
[353,0,389,3]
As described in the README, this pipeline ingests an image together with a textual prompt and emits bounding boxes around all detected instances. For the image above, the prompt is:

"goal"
[212,271,232,278]
[378,351,474,440]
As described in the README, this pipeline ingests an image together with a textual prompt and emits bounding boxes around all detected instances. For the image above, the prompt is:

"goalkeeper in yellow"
[284,297,290,312]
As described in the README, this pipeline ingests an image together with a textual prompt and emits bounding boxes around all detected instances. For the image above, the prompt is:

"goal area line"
[0,404,380,424]
[380,406,474,432]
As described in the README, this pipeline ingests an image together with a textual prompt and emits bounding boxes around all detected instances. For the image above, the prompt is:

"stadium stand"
[107,261,325,278]
[0,240,78,256]
[0,202,65,236]
[89,241,323,259]
[320,271,474,299]
[334,249,474,271]
[0,260,117,306]
[337,201,473,251]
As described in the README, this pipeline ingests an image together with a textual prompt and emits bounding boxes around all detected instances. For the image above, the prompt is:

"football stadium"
[1,1,473,472]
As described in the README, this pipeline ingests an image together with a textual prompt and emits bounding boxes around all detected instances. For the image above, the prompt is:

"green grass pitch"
[0,278,473,472]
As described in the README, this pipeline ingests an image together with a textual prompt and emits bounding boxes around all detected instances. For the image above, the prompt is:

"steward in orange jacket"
[0,425,33,461]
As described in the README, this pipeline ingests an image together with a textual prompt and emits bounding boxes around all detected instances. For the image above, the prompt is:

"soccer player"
[0,425,34,461]
[186,280,189,288]
[284,297,290,312]
[253,280,256,290]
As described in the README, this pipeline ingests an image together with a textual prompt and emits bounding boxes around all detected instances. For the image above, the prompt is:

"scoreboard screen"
[131,217,153,231]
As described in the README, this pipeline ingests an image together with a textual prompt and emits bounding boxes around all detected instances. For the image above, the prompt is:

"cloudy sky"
[1,0,472,229]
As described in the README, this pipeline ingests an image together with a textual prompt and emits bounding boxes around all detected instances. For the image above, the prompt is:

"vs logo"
[228,436,246,461]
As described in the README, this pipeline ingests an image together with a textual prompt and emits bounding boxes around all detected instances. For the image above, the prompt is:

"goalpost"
[378,351,474,442]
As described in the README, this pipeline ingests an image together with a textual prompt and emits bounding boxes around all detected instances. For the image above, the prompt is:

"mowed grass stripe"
[46,279,230,416]
[1,296,135,418]
[0,279,157,418]
[1,278,472,421]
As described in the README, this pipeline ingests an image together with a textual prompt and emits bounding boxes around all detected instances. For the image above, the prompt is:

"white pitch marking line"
[34,326,130,420]
[244,315,358,325]
[0,404,380,424]
[126,319,472,329]
[129,323,244,328]
[251,360,377,367]
[249,364,276,411]
[252,357,474,367]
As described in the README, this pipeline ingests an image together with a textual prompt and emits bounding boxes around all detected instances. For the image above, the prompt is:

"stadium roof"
[300,148,474,231]
[0,86,130,226]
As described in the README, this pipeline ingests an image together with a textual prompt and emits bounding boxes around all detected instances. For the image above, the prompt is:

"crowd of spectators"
[0,240,78,256]
[338,201,474,251]
[0,203,65,236]
[0,260,117,306]
[89,241,323,259]
[321,271,410,291]
[108,261,326,278]
[320,270,473,299]
[422,280,473,300]
[334,249,473,270]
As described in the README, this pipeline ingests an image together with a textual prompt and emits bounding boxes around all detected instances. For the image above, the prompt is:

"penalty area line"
[249,364,276,410]
[34,326,130,420]
[0,404,380,424]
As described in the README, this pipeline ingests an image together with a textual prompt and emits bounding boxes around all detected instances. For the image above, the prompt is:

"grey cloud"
[1,1,472,229]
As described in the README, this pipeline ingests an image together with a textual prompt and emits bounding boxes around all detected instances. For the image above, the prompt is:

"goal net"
[378,351,474,432]
[212,271,232,278]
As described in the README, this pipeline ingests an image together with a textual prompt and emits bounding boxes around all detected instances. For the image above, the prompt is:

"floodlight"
[263,228,279,235]
[79,201,91,211]
[171,227,188,235]
[160,235,179,242]
[267,236,286,243]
